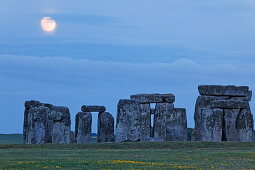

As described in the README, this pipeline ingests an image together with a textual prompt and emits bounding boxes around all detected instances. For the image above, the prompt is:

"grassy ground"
[0,141,255,169]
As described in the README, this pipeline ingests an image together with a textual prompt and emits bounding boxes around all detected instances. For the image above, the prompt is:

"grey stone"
[140,104,151,141]
[211,100,249,109]
[97,112,114,143]
[75,112,92,143]
[130,93,175,103]
[153,103,174,140]
[222,109,240,141]
[23,100,71,144]
[187,128,196,141]
[116,99,141,142]
[198,85,249,97]
[165,108,187,141]
[70,131,76,143]
[81,105,106,113]
[236,108,254,142]
[150,108,155,114]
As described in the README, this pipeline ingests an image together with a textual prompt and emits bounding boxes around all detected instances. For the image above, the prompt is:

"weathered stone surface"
[187,128,196,141]
[140,104,151,141]
[198,108,223,142]
[130,93,175,103]
[211,100,249,109]
[116,99,141,142]
[153,103,174,140]
[165,108,187,141]
[198,85,249,97]
[23,101,71,144]
[81,105,106,113]
[70,131,76,143]
[97,112,114,143]
[222,109,239,141]
[75,112,92,143]
[236,108,254,142]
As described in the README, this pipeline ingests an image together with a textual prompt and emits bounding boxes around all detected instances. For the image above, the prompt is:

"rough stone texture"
[81,105,106,113]
[75,112,92,144]
[195,85,254,142]
[116,99,141,142]
[198,85,249,97]
[130,93,175,103]
[236,108,254,142]
[211,100,249,109]
[187,128,196,141]
[153,103,174,141]
[165,108,187,141]
[70,131,76,143]
[97,112,114,143]
[140,104,151,141]
[23,101,71,144]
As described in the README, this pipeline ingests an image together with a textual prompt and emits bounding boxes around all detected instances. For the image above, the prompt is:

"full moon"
[41,17,56,32]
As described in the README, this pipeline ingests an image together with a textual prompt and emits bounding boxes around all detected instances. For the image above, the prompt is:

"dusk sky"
[1,0,255,133]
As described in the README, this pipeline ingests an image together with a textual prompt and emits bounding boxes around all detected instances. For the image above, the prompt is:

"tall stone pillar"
[75,112,92,143]
[97,112,115,143]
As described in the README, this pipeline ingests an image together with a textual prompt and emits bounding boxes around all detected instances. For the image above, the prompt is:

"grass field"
[0,135,255,169]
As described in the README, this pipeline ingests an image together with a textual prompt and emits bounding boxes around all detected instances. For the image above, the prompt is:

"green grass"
[0,142,255,169]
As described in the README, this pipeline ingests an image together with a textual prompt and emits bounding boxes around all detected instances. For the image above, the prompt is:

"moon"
[41,17,57,32]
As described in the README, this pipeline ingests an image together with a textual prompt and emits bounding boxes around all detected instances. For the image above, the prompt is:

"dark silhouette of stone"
[153,103,174,140]
[75,112,92,143]
[130,93,175,103]
[81,105,106,113]
[211,100,249,109]
[116,99,141,142]
[23,100,71,144]
[165,108,187,141]
[97,112,114,143]
[70,131,76,143]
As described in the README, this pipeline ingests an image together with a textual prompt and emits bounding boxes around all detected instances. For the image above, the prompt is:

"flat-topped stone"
[130,93,175,103]
[211,100,249,109]
[198,85,249,97]
[81,105,106,113]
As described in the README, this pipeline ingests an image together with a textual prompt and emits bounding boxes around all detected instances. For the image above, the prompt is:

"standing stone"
[116,99,141,142]
[23,101,71,144]
[165,108,187,141]
[97,112,114,143]
[75,112,92,143]
[236,107,254,142]
[153,103,174,141]
[70,131,76,143]
[140,104,151,141]
[51,106,71,144]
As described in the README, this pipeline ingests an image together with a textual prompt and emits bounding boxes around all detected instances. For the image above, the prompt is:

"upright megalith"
[75,112,92,143]
[23,100,71,144]
[194,85,254,142]
[116,99,141,142]
[97,112,114,143]
[116,93,187,142]
[165,108,187,141]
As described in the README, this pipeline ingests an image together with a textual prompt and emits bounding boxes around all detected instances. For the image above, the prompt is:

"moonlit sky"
[1,0,255,133]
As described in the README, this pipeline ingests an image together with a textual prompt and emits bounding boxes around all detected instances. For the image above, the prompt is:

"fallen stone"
[97,112,115,143]
[116,99,141,142]
[153,103,174,140]
[130,93,175,103]
[75,112,92,143]
[81,105,106,113]
[165,108,187,141]
[211,100,249,109]
[198,85,249,97]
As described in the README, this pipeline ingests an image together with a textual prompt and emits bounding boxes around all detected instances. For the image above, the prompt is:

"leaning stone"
[153,103,174,140]
[81,105,106,113]
[97,112,114,143]
[130,93,175,103]
[140,104,151,141]
[165,108,187,141]
[116,99,141,142]
[211,100,249,109]
[75,112,92,143]
[198,85,249,97]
